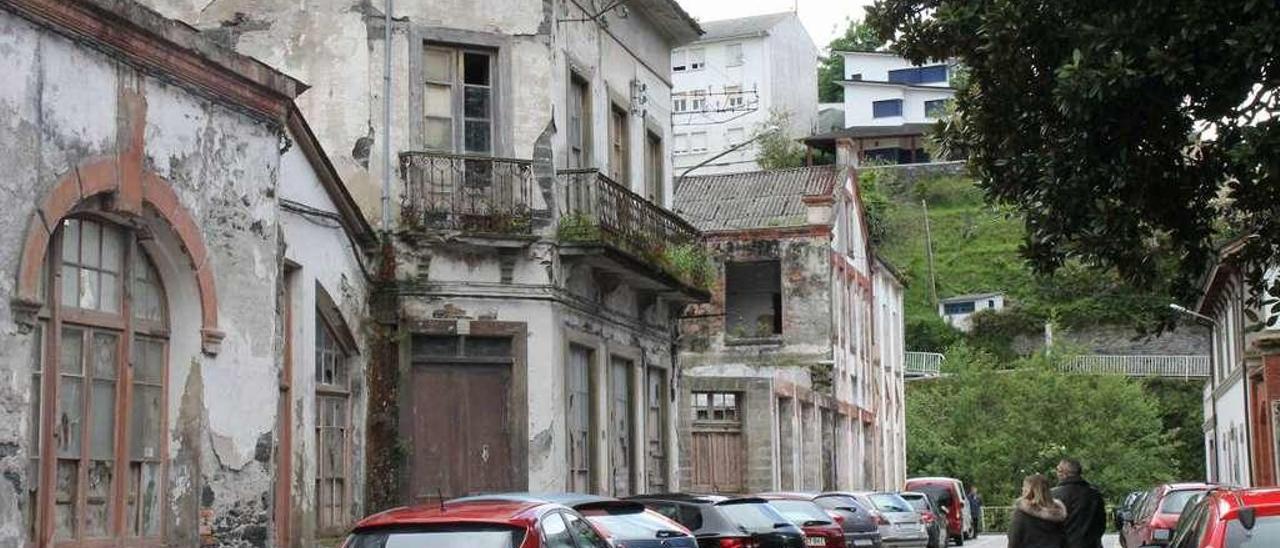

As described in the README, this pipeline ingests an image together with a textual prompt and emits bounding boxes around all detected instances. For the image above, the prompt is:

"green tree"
[865,0,1280,311]
[818,18,886,102]
[754,109,806,169]
[907,345,1177,505]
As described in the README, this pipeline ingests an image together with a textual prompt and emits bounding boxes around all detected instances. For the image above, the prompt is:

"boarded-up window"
[422,45,495,153]
[567,345,594,492]
[609,357,634,496]
[316,313,351,532]
[725,261,783,338]
[30,217,169,544]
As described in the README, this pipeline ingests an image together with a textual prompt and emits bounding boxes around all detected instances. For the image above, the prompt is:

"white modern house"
[938,292,1005,332]
[671,12,818,176]
[805,51,956,165]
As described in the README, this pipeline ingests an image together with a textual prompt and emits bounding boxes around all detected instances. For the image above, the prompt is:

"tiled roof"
[696,12,792,42]
[674,166,839,231]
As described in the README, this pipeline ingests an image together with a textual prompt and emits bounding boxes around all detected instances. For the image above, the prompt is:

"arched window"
[28,217,169,544]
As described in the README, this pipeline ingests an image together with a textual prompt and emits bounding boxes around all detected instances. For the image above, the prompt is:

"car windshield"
[346,526,525,548]
[582,512,687,539]
[768,500,832,525]
[911,486,953,507]
[1160,490,1209,513]
[718,502,790,533]
[814,496,863,512]
[1225,516,1280,547]
[869,494,914,513]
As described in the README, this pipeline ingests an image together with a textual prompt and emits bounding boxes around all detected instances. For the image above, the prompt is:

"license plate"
[805,538,826,546]
[852,541,872,547]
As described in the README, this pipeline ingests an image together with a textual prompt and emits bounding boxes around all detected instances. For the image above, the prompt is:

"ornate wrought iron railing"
[557,169,707,288]
[400,151,536,234]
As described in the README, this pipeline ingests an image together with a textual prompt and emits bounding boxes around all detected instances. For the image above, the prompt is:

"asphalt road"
[963,533,1122,548]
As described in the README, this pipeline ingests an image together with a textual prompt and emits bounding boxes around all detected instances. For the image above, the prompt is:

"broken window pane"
[57,377,82,457]
[54,459,78,539]
[463,52,490,85]
[79,269,99,310]
[85,460,113,536]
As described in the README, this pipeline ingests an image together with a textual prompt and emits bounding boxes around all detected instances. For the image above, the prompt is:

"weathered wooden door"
[690,392,744,493]
[409,364,513,500]
[610,357,634,496]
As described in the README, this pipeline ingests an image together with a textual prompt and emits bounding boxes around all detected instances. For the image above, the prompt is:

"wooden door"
[691,431,743,493]
[410,364,513,500]
[610,357,634,496]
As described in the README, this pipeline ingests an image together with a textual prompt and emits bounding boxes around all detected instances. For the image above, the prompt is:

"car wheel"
[952,536,964,546]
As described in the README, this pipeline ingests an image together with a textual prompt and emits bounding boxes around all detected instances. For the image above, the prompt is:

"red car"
[342,498,613,548]
[1122,483,1218,547]
[1161,486,1280,547]
[758,495,848,548]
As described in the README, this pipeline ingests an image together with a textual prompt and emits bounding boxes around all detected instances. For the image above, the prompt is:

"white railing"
[1062,355,1210,379]
[905,351,944,377]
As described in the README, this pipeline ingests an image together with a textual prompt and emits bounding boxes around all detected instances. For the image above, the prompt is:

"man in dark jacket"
[1051,458,1107,548]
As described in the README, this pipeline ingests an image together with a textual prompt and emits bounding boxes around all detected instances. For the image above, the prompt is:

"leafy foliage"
[865,0,1280,317]
[753,109,807,169]
[907,346,1178,504]
[818,18,886,102]
[662,243,716,290]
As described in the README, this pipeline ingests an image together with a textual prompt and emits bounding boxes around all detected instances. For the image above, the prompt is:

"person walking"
[1051,458,1107,548]
[1008,474,1068,548]
[967,484,984,535]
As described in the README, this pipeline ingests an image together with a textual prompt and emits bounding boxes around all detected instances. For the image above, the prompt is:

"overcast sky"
[677,0,878,50]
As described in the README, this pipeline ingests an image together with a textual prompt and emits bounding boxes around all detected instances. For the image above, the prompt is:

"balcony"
[905,351,944,379]
[400,151,539,235]
[1063,354,1210,379]
[557,168,710,297]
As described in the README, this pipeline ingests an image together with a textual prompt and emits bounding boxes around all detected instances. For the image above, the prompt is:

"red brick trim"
[15,158,223,354]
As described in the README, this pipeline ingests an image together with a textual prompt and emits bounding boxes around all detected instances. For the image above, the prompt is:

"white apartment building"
[806,51,956,165]
[671,12,818,176]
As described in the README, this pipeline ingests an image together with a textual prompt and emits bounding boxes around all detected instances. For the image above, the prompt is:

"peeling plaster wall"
[0,9,370,546]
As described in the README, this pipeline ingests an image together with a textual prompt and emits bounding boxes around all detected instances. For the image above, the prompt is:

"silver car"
[841,492,929,548]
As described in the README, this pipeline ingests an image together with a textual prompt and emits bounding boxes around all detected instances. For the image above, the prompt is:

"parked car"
[1121,483,1218,548]
[1159,486,1280,548]
[452,493,696,548]
[823,492,928,548]
[342,498,610,548]
[757,495,848,548]
[1116,491,1147,541]
[794,492,884,548]
[904,478,973,545]
[898,492,945,548]
[627,494,807,548]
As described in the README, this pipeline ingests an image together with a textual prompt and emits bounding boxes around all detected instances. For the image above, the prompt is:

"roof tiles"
[674,166,838,231]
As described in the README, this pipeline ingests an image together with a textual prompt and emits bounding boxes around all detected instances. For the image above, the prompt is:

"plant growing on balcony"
[556,212,601,242]
[661,243,715,289]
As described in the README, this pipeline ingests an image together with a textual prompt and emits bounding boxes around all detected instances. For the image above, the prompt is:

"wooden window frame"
[644,130,663,205]
[645,366,669,493]
[609,103,630,185]
[691,391,742,428]
[607,354,637,496]
[30,216,171,547]
[568,72,592,169]
[315,309,354,535]
[422,44,497,154]
[566,343,596,493]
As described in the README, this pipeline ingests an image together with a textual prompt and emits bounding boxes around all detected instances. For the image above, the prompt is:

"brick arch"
[14,156,224,354]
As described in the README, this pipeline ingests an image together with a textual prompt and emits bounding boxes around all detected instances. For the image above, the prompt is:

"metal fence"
[400,151,537,234]
[905,351,944,377]
[1063,355,1210,379]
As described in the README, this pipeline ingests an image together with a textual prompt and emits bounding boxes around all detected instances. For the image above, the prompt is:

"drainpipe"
[381,0,393,231]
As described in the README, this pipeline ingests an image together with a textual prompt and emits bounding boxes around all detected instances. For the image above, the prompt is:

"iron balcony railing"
[905,351,944,377]
[557,168,707,289]
[1063,354,1210,379]
[400,151,537,234]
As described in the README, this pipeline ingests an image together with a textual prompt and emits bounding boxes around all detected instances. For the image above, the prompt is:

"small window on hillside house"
[725,261,782,338]
[726,43,744,67]
[872,99,903,118]
[688,48,706,70]
[942,301,975,315]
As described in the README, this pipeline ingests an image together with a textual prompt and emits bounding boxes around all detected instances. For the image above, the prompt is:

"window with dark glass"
[29,217,168,544]
[942,301,976,315]
[609,105,630,185]
[725,260,782,338]
[872,99,903,118]
[569,73,591,168]
[887,65,948,85]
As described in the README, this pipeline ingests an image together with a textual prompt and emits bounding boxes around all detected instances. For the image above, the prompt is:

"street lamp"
[1170,302,1223,484]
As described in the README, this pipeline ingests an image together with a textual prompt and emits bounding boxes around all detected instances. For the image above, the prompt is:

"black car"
[898,492,944,548]
[1116,490,1148,547]
[627,494,807,548]
[451,493,699,548]
[764,492,882,548]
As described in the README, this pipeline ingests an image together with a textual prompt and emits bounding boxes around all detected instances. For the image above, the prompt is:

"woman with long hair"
[1008,474,1068,548]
